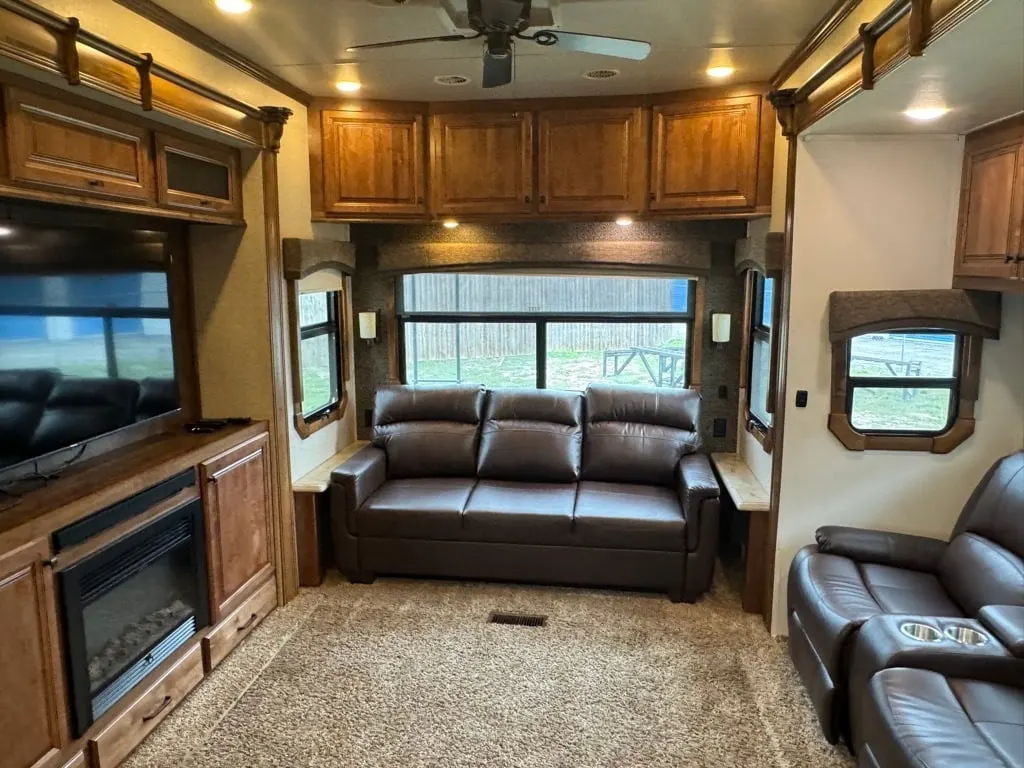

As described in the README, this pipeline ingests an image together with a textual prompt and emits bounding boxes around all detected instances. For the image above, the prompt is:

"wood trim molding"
[690,279,706,392]
[0,0,288,147]
[827,335,982,454]
[770,0,864,87]
[282,238,357,280]
[109,0,312,105]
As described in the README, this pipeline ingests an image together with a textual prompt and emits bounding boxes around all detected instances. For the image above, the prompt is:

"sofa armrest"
[677,453,720,552]
[979,605,1024,657]
[330,445,387,535]
[815,526,946,573]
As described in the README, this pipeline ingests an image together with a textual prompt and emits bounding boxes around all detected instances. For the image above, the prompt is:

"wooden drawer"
[202,576,276,672]
[4,86,155,203]
[87,644,203,768]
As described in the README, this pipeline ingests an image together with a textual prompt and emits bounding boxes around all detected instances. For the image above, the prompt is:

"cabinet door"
[321,110,426,216]
[431,111,534,215]
[955,137,1024,280]
[200,433,273,621]
[650,95,761,211]
[155,133,242,217]
[0,538,68,768]
[538,107,646,214]
[4,86,154,203]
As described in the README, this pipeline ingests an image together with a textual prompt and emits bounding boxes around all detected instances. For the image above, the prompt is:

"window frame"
[828,329,981,454]
[288,284,349,438]
[741,269,778,452]
[396,274,702,392]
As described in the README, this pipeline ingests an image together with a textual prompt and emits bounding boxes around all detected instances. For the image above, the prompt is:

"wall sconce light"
[711,313,731,344]
[358,310,379,344]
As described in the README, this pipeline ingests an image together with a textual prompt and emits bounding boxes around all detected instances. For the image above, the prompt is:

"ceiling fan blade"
[482,49,514,88]
[346,34,477,52]
[543,31,651,60]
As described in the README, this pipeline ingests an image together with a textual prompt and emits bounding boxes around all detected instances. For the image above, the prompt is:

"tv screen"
[0,224,182,476]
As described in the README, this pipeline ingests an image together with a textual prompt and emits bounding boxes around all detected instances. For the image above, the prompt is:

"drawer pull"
[238,612,258,632]
[1006,254,1016,263]
[87,179,105,188]
[141,695,172,722]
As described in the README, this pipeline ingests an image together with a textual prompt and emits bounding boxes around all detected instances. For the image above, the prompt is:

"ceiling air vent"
[434,75,471,86]
[584,68,620,80]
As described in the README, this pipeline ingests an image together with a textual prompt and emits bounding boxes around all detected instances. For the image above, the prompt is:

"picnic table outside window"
[602,346,686,388]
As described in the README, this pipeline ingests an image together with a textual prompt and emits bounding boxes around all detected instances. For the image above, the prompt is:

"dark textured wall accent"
[350,221,747,452]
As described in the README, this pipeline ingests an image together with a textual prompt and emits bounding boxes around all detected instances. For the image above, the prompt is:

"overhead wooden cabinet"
[650,95,762,211]
[200,433,274,621]
[954,116,1024,285]
[320,110,426,216]
[537,107,646,214]
[155,133,242,218]
[431,111,534,215]
[3,86,155,203]
[0,538,68,768]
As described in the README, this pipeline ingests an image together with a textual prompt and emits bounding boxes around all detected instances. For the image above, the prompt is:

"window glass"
[749,335,772,428]
[849,388,954,432]
[761,277,775,328]
[299,292,330,326]
[546,322,688,391]
[298,291,341,420]
[849,332,957,378]
[404,322,536,388]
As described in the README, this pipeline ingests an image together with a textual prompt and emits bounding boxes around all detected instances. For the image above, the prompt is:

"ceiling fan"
[346,0,652,88]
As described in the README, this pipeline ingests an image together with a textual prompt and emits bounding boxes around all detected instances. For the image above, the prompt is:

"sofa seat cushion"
[463,480,576,545]
[572,481,685,552]
[358,478,477,540]
[862,668,1024,768]
[858,563,963,616]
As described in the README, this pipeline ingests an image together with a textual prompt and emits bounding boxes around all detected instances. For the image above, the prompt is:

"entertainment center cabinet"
[0,423,276,768]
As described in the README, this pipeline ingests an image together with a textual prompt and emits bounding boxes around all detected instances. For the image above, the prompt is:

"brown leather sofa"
[330,383,721,601]
[787,450,1024,744]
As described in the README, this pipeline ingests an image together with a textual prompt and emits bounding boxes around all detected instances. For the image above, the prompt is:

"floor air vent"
[488,611,547,627]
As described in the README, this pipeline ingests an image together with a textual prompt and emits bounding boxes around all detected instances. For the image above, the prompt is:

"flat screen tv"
[0,222,183,482]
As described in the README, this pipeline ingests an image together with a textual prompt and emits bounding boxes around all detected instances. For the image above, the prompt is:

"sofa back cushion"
[31,377,140,455]
[478,389,583,483]
[939,451,1024,613]
[372,385,485,478]
[0,370,58,461]
[582,383,701,487]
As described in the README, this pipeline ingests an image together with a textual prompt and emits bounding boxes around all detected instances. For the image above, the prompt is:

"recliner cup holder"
[899,622,943,643]
[944,625,989,647]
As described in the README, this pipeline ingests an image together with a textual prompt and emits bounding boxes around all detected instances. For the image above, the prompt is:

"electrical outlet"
[718,385,728,400]
[713,418,727,438]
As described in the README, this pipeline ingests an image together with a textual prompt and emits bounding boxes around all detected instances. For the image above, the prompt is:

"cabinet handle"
[525,195,531,203]
[141,695,172,722]
[199,200,212,207]
[1006,254,1016,263]
[238,612,258,632]
[87,179,105,188]
[540,195,546,204]
[1016,254,1024,263]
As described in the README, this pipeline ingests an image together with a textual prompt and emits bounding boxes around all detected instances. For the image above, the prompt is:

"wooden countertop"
[710,453,770,513]
[0,422,269,552]
[293,441,368,494]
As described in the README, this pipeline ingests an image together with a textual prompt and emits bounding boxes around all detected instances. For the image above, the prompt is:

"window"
[829,329,982,453]
[399,273,696,391]
[747,272,774,432]
[295,290,345,429]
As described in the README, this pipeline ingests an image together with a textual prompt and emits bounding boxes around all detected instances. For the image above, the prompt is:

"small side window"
[289,286,348,437]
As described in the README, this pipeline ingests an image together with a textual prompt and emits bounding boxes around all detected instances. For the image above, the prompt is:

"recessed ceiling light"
[434,75,471,86]
[615,216,633,227]
[336,81,362,93]
[214,0,252,14]
[584,69,620,80]
[0,226,12,237]
[443,220,459,229]
[706,66,735,79]
[904,105,949,122]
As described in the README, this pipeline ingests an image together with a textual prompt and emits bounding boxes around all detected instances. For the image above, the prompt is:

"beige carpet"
[124,573,852,768]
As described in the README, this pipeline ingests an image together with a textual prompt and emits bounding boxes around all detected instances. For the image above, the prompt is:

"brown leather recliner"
[330,383,721,601]
[787,450,1024,744]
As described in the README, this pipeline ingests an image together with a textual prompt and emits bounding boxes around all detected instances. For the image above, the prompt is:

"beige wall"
[32,0,357,481]
[770,134,1024,635]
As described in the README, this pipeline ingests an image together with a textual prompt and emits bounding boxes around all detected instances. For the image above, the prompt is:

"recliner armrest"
[815,526,946,573]
[677,453,720,551]
[330,445,387,535]
[979,605,1024,657]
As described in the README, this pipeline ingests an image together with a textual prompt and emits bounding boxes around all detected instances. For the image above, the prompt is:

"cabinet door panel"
[538,107,646,214]
[651,95,761,211]
[955,139,1024,280]
[431,112,533,215]
[155,133,241,217]
[0,538,68,768]
[321,111,426,216]
[201,433,273,620]
[4,86,154,203]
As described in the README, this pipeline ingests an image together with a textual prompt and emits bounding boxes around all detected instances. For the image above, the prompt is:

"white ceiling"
[807,0,1024,135]
[151,0,839,100]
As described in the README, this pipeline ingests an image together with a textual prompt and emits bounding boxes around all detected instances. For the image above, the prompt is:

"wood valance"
[828,289,1002,342]
[375,240,711,275]
[282,238,356,280]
